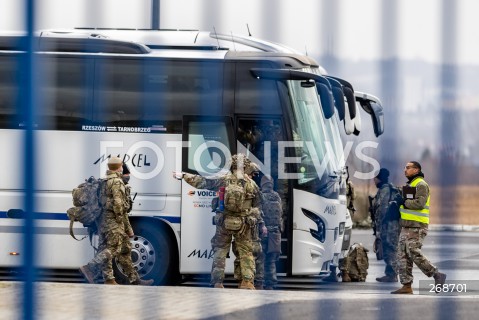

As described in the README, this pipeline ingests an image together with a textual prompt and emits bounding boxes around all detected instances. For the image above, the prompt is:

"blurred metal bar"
[260,0,280,42]
[379,3,400,317]
[379,0,400,178]
[438,0,459,317]
[320,0,340,75]
[439,0,459,185]
[151,0,160,29]
[22,0,38,318]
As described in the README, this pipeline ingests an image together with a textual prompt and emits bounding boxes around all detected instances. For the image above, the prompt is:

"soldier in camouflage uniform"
[372,168,400,282]
[79,158,153,286]
[391,161,446,294]
[258,175,283,290]
[174,154,261,290]
[232,162,266,289]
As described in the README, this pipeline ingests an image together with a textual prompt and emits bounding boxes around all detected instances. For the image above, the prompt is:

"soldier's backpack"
[224,174,249,213]
[343,243,369,282]
[67,176,106,241]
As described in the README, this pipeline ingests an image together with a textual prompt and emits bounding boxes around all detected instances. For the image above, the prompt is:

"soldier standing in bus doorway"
[372,168,401,282]
[174,154,261,289]
[79,158,153,286]
[391,161,446,294]
[232,162,267,289]
[258,175,283,290]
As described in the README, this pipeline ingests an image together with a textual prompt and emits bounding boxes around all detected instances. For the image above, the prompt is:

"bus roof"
[0,29,319,68]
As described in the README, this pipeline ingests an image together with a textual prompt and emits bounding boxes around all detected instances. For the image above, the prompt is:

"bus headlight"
[302,208,325,243]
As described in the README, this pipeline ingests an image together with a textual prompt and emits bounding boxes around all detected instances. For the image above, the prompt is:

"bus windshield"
[287,80,338,199]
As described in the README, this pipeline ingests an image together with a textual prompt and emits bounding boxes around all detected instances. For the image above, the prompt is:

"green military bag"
[224,177,247,213]
[67,176,107,240]
[344,243,369,282]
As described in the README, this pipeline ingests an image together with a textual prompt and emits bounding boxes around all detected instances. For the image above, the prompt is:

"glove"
[261,225,268,237]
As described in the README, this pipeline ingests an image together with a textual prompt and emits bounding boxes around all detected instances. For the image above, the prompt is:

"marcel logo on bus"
[95,153,151,168]
[187,249,215,259]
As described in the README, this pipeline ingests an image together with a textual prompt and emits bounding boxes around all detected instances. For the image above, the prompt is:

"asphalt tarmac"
[1,229,478,320]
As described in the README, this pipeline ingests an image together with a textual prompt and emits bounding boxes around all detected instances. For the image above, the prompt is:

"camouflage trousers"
[379,220,400,277]
[233,239,263,285]
[260,229,281,287]
[233,228,281,287]
[396,226,437,284]
[211,222,254,285]
[88,228,139,283]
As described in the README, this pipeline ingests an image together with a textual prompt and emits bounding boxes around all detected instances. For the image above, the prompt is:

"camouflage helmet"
[230,153,251,171]
[245,162,260,175]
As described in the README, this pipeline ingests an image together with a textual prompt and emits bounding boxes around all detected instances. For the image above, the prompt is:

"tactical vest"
[261,190,282,226]
[399,177,430,224]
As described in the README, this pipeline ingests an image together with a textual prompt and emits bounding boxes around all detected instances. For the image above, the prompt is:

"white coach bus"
[201,32,385,273]
[0,30,383,284]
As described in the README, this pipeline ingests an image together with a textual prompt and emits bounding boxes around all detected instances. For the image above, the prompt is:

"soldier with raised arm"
[174,153,261,289]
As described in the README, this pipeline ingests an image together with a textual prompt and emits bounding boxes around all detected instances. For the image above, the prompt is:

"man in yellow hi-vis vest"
[391,161,446,294]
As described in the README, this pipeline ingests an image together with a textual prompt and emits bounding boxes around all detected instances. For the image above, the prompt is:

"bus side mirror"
[332,86,345,120]
[316,83,335,119]
[343,87,356,120]
[325,77,346,121]
[355,91,385,137]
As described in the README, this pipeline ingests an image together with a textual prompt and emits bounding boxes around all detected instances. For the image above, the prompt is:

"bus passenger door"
[236,117,290,274]
[179,116,235,274]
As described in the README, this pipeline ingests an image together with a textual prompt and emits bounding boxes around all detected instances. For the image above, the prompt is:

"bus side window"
[183,117,234,176]
[34,56,92,130]
[0,55,20,129]
[235,62,282,115]
[94,58,142,125]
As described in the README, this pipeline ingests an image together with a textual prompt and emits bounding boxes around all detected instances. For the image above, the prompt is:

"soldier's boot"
[254,282,264,290]
[341,271,351,282]
[104,279,119,285]
[214,283,224,289]
[264,286,274,290]
[391,282,413,294]
[376,275,398,282]
[131,278,155,286]
[79,265,95,284]
[433,271,447,293]
[239,280,255,290]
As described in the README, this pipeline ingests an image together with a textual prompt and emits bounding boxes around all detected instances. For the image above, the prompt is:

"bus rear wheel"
[113,220,179,285]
